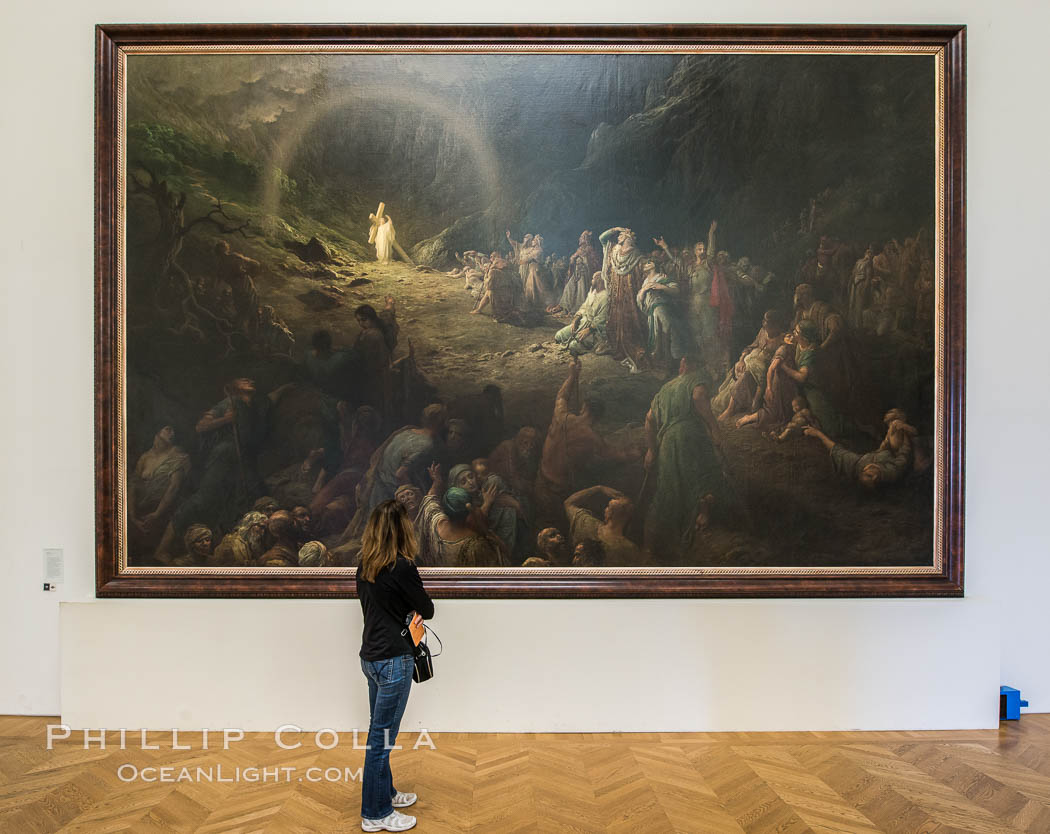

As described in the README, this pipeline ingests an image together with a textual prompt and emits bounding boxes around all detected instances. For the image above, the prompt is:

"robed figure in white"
[368,203,396,264]
[368,202,415,266]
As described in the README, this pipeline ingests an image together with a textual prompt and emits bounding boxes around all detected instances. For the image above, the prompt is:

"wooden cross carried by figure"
[367,201,415,265]
[367,201,386,245]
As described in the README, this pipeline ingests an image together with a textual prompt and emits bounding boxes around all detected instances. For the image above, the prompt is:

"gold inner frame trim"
[121,44,945,55]
[112,42,949,579]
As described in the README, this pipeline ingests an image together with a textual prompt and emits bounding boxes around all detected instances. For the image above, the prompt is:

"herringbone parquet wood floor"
[2,715,1049,833]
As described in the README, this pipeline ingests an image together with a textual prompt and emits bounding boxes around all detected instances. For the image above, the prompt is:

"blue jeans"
[360,653,415,819]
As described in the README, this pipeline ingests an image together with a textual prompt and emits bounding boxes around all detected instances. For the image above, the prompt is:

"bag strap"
[422,624,443,658]
[399,615,418,649]
[398,625,415,653]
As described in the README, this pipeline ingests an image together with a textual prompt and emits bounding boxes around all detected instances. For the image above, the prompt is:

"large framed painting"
[95,25,965,597]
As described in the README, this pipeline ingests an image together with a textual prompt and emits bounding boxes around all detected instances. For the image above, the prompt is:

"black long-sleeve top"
[356,556,435,661]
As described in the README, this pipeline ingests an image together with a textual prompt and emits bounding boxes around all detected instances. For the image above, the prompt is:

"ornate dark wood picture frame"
[96,24,965,598]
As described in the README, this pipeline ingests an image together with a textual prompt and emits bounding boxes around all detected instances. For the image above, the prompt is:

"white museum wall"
[1,0,1047,729]
[61,599,998,732]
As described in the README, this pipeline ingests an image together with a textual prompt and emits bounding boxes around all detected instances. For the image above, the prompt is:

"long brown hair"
[358,500,419,582]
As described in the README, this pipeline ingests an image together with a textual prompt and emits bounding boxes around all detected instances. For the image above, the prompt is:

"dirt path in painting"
[258,256,665,431]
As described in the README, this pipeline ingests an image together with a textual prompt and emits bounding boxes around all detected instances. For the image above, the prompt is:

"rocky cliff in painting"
[128,53,932,274]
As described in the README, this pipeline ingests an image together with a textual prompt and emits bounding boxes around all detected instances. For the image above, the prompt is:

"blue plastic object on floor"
[1000,686,1029,720]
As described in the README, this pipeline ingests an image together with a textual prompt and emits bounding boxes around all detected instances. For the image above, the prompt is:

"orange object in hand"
[408,612,425,646]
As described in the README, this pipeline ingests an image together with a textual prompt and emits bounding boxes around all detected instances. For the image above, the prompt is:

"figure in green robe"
[636,259,690,370]
[794,326,850,441]
[643,355,726,558]
[657,220,723,377]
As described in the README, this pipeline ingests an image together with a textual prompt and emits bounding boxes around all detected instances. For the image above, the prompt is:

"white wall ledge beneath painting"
[61,597,998,731]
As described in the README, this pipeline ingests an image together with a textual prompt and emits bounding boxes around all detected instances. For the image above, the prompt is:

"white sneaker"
[392,791,417,808]
[361,810,416,832]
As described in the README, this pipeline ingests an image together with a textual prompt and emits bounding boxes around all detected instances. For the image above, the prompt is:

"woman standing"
[356,500,435,832]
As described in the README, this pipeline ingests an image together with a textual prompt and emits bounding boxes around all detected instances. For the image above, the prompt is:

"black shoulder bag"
[401,616,442,683]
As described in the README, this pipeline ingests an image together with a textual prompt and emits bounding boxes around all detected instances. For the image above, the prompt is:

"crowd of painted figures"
[132,222,935,569]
